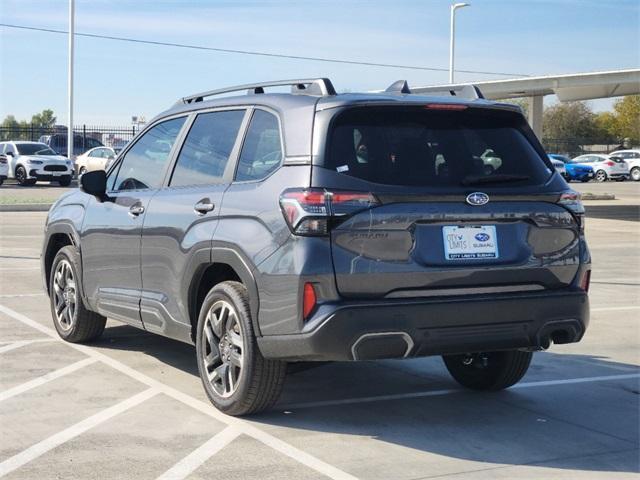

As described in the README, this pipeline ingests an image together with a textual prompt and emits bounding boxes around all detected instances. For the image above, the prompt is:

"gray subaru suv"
[42,78,591,415]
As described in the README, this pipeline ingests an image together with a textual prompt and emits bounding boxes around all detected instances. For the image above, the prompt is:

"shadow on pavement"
[586,204,640,222]
[94,324,640,475]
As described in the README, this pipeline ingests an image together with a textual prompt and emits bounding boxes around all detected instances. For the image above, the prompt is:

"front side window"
[235,110,283,182]
[170,110,245,187]
[111,117,186,191]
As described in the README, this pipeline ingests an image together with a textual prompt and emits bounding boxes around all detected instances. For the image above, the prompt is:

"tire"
[443,350,533,391]
[15,165,35,186]
[196,281,286,416]
[595,170,607,182]
[58,176,72,187]
[631,167,640,182]
[615,176,626,182]
[49,246,106,342]
[0,178,3,186]
[580,177,591,183]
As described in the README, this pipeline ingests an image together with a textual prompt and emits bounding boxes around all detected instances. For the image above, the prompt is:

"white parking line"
[0,338,56,353]
[155,426,242,480]
[0,388,158,478]
[0,358,98,402]
[0,303,359,480]
[280,373,640,411]
[591,305,640,312]
[0,293,45,298]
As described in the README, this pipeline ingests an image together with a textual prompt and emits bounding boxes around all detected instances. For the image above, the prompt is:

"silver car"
[0,141,75,186]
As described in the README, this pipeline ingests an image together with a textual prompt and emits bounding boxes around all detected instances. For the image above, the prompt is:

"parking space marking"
[591,305,640,312]
[0,338,56,353]
[0,293,45,298]
[0,303,359,480]
[280,373,640,411]
[0,388,158,478]
[155,426,242,480]
[0,357,98,402]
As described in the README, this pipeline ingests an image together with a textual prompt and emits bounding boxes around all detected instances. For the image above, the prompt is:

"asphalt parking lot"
[0,184,638,479]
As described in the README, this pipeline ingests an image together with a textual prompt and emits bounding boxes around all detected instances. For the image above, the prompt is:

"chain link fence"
[541,139,626,158]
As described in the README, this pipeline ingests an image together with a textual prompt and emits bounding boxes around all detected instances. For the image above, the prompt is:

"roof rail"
[409,83,485,101]
[177,78,337,105]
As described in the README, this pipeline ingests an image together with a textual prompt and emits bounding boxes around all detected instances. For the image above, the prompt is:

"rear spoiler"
[384,80,485,101]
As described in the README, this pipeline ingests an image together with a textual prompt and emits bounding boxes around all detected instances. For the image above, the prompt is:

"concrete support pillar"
[527,95,543,139]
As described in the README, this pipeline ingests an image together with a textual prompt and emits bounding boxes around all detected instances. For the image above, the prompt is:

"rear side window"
[170,110,245,187]
[235,110,282,182]
[325,107,551,188]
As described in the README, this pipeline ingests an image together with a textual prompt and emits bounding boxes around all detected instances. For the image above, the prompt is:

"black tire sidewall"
[49,246,82,340]
[195,282,257,414]
[16,166,28,185]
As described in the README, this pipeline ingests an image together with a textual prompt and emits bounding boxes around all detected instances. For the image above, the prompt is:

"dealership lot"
[0,187,638,479]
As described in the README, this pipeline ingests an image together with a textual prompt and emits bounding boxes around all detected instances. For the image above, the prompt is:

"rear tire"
[443,350,533,391]
[580,177,591,182]
[196,281,286,416]
[595,170,607,182]
[631,167,640,182]
[49,246,106,342]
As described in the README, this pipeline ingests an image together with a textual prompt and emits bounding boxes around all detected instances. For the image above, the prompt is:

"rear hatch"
[312,105,582,298]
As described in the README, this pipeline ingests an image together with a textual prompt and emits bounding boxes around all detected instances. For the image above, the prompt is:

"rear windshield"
[325,107,551,188]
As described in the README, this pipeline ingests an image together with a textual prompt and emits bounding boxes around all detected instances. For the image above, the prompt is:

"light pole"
[449,2,469,84]
[67,0,75,159]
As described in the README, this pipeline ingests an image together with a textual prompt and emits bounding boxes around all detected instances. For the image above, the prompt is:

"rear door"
[314,105,580,298]
[140,108,248,340]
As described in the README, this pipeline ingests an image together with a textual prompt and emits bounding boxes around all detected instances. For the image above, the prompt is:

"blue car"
[548,154,594,182]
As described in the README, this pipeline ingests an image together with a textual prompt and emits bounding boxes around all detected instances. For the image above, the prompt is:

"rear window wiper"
[461,174,531,186]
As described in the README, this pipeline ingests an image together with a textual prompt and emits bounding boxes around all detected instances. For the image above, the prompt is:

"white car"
[75,146,116,175]
[0,141,74,186]
[609,149,640,181]
[549,157,567,178]
[571,154,629,182]
[0,154,8,186]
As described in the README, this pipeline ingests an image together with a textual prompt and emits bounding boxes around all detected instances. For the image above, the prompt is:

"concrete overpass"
[413,68,640,137]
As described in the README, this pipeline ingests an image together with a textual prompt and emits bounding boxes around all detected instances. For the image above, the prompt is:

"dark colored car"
[41,78,591,415]
[549,154,594,182]
[38,133,104,158]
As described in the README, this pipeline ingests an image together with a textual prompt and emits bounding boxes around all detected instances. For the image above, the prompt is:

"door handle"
[129,204,145,217]
[194,199,215,215]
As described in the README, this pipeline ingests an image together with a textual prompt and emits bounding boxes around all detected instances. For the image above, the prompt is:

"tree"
[594,111,618,143]
[31,109,56,129]
[542,101,598,154]
[612,95,640,145]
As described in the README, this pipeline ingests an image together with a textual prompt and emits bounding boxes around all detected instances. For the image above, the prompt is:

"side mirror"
[5,151,13,157]
[80,170,107,199]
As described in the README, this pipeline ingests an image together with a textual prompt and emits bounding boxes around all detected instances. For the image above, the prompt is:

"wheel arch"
[188,247,261,342]
[42,224,81,296]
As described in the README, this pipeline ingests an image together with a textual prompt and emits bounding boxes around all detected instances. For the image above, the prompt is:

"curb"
[581,194,616,201]
[0,204,53,212]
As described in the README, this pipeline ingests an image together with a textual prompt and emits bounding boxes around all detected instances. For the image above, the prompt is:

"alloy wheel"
[16,167,26,185]
[595,170,607,182]
[52,259,77,331]
[631,168,640,182]
[201,300,245,398]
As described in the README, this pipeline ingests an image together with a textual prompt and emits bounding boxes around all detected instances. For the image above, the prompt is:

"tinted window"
[15,143,57,155]
[325,107,550,188]
[170,110,244,187]
[235,110,283,182]
[112,117,186,191]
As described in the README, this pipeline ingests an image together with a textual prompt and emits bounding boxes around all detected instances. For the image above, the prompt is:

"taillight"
[302,282,317,319]
[558,190,585,232]
[280,188,379,236]
[605,161,615,167]
[580,270,591,292]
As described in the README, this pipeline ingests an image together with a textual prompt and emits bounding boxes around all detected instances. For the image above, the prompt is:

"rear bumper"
[257,288,589,361]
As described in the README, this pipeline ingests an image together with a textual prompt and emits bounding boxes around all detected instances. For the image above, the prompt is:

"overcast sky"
[1,0,638,125]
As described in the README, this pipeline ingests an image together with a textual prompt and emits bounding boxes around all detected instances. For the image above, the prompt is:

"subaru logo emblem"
[475,232,490,242]
[466,192,489,206]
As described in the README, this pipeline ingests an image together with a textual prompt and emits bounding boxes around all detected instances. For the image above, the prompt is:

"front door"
[81,116,187,327]
[140,109,248,341]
